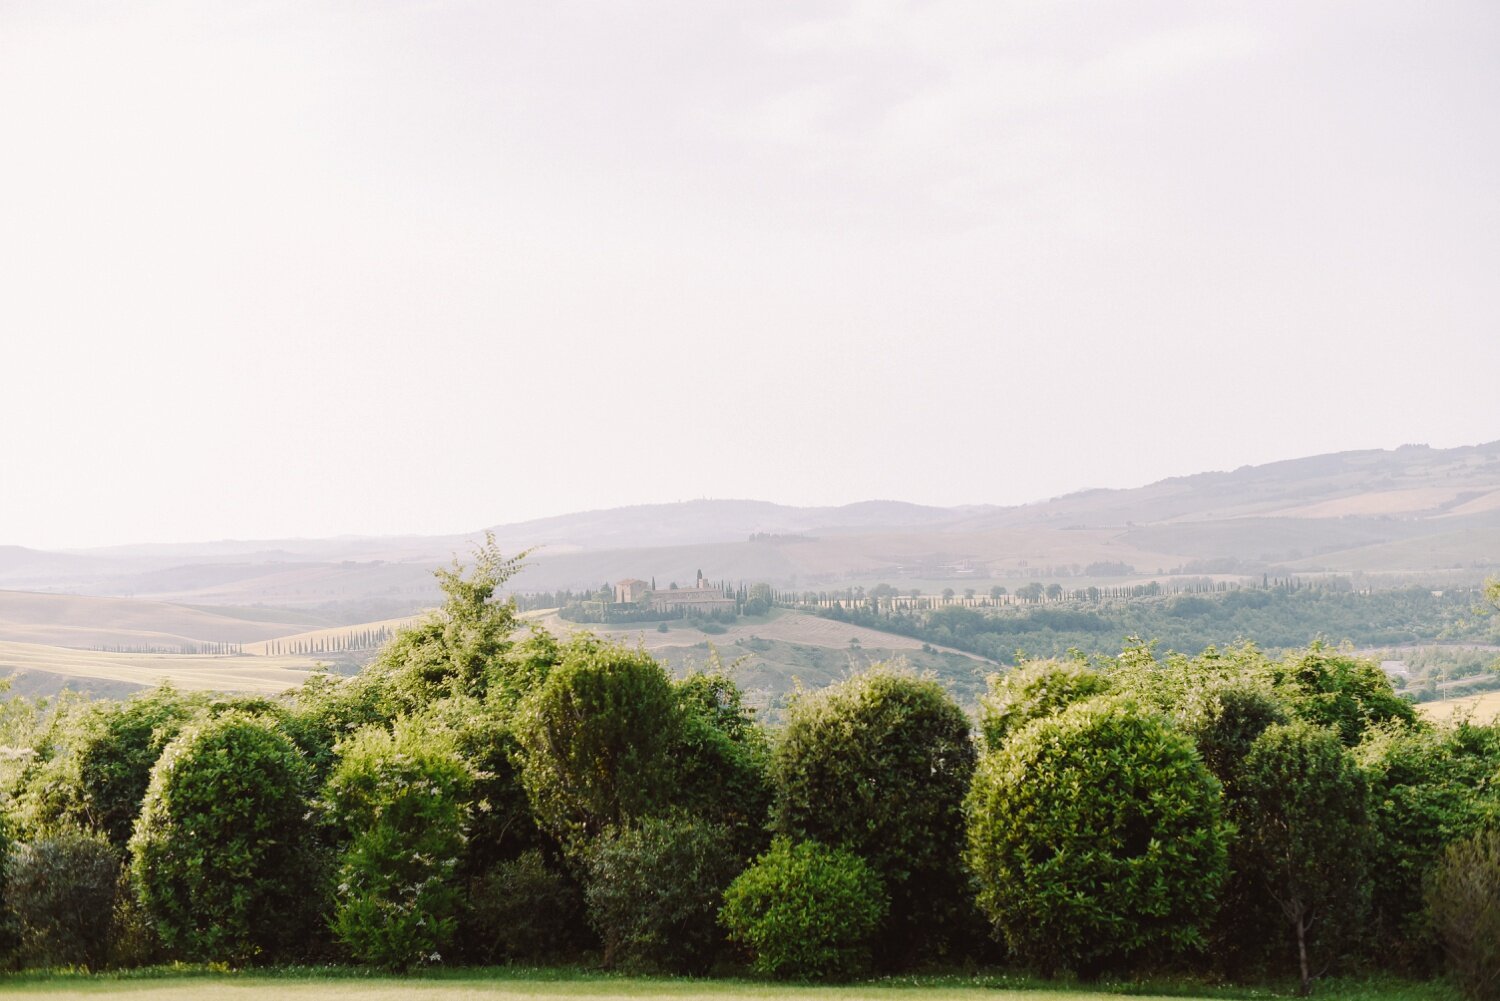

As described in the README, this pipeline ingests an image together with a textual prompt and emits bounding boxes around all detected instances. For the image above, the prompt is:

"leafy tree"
[965,697,1229,977]
[513,638,682,851]
[325,718,472,971]
[366,533,527,711]
[771,668,977,965]
[583,814,741,973]
[129,712,318,963]
[978,659,1112,751]
[1236,720,1372,995]
[719,838,887,980]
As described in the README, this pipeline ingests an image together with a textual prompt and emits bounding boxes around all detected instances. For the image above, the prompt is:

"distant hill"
[1,440,1496,609]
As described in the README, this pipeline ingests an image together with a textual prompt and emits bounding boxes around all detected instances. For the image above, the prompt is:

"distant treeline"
[814,585,1500,665]
[263,626,393,657]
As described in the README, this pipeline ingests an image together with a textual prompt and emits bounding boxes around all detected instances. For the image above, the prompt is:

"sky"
[2,1,1498,549]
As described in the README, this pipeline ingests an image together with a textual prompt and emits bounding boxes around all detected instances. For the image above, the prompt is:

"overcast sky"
[3,1,1498,549]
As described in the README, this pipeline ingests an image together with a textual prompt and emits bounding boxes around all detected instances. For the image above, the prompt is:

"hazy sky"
[3,1,1498,549]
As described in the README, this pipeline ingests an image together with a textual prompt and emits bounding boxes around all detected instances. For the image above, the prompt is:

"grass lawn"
[0,968,1461,1001]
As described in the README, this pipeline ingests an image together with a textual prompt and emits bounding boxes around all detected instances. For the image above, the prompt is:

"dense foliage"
[771,669,977,964]
[965,697,1230,977]
[128,712,317,963]
[719,838,888,980]
[325,719,472,971]
[1427,828,1500,1001]
[0,557,1495,997]
[3,830,119,969]
[583,814,741,973]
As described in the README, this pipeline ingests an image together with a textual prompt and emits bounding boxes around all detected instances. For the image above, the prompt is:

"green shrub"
[978,659,1112,751]
[965,697,1229,977]
[325,719,472,971]
[1360,720,1500,969]
[1427,828,1500,1001]
[583,814,741,973]
[469,849,583,963]
[129,711,318,963]
[585,816,744,972]
[5,830,119,969]
[75,686,200,848]
[771,668,976,964]
[672,672,772,858]
[719,838,887,980]
[1262,643,1417,746]
[514,638,682,850]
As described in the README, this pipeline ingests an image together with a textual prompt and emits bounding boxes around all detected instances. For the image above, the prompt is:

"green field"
[0,970,1460,1001]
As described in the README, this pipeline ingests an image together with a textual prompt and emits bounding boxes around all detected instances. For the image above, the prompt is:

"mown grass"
[0,966,1462,1001]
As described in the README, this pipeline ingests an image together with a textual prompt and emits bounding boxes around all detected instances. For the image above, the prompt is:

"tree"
[1426,828,1500,1001]
[771,668,977,965]
[129,712,318,963]
[513,638,682,851]
[670,671,772,858]
[1236,721,1372,995]
[366,533,527,711]
[965,697,1229,977]
[74,685,201,848]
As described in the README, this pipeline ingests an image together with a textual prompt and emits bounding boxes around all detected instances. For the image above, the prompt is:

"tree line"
[0,547,1497,998]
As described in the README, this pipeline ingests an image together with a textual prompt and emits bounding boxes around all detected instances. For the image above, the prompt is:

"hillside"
[0,440,1495,618]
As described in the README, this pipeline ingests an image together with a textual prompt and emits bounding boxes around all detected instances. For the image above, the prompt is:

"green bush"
[1427,827,1500,1001]
[325,719,472,971]
[978,659,1112,751]
[1262,644,1418,746]
[1360,720,1500,968]
[671,672,772,858]
[965,697,1229,977]
[75,686,200,848]
[469,849,584,963]
[5,830,119,969]
[771,668,976,964]
[584,814,742,973]
[128,711,318,963]
[719,838,887,980]
[514,638,682,850]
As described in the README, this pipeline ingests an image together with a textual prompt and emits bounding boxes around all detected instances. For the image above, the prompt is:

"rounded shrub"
[965,697,1229,977]
[470,849,584,964]
[514,639,682,850]
[719,838,887,980]
[5,830,119,969]
[75,686,199,849]
[978,659,1112,751]
[129,711,317,963]
[771,668,975,964]
[583,814,742,973]
[325,718,472,971]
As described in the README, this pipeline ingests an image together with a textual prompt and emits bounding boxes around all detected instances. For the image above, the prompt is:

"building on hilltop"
[614,578,651,604]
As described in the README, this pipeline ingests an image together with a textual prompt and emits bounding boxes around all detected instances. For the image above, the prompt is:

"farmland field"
[1419,688,1500,723]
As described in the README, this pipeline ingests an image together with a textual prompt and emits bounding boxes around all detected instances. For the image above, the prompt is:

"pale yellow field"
[1419,689,1500,724]
[0,640,317,694]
